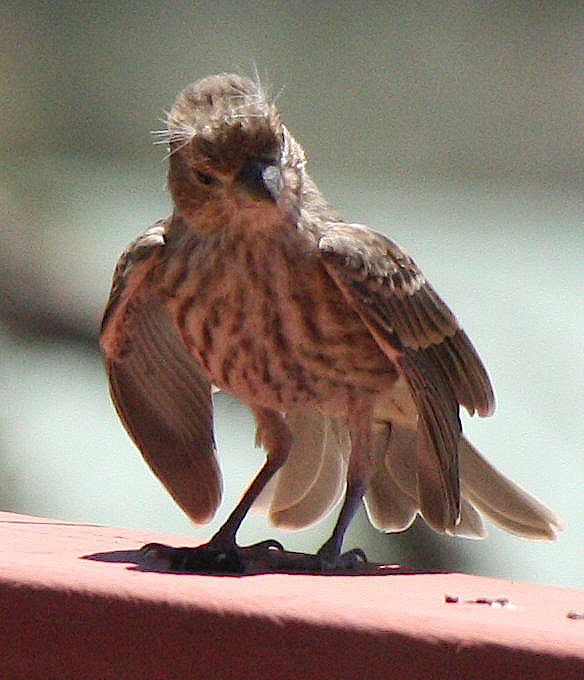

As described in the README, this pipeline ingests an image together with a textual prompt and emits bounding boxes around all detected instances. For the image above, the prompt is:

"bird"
[100,73,561,573]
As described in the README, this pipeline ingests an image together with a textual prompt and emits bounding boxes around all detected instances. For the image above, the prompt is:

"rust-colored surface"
[0,511,582,679]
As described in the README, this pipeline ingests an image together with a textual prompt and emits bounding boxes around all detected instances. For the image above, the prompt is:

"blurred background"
[1,1,582,588]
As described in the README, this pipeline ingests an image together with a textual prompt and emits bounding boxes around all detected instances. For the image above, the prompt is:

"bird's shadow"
[82,544,439,577]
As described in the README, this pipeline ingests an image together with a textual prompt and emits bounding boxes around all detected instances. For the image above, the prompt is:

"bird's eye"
[195,170,215,186]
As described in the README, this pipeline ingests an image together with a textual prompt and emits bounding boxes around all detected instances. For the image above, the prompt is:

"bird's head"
[162,73,306,230]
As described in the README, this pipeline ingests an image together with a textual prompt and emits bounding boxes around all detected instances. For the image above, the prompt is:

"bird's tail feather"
[459,436,562,540]
[254,413,561,540]
[365,422,561,540]
[252,410,349,529]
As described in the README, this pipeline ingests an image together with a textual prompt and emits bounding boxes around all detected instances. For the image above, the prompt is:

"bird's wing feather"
[319,222,495,532]
[101,221,222,524]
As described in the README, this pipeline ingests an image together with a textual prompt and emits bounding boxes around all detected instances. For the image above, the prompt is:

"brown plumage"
[101,74,561,572]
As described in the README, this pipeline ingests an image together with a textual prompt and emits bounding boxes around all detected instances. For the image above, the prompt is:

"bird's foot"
[255,546,368,573]
[315,547,368,571]
[328,547,368,569]
[315,535,368,571]
[139,538,284,574]
[138,540,368,574]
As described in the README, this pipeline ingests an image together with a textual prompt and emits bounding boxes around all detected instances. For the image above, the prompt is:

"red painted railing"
[0,512,582,679]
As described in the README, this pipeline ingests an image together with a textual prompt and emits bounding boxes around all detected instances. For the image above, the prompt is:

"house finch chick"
[101,73,561,573]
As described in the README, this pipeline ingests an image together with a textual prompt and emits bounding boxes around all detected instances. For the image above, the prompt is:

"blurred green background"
[1,1,582,587]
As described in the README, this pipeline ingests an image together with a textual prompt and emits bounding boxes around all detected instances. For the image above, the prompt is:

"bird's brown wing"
[100,220,222,524]
[318,222,495,532]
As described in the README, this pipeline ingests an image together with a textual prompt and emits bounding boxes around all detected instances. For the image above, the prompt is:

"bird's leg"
[317,399,374,568]
[142,402,376,573]
[142,407,292,573]
[317,479,367,566]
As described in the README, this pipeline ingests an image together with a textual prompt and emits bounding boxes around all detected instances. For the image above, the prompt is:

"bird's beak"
[260,164,283,202]
[236,158,282,203]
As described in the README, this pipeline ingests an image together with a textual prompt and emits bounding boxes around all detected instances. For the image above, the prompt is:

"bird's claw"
[259,546,368,573]
[138,539,284,574]
[331,547,368,569]
[139,540,367,574]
